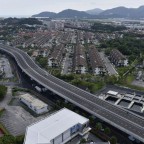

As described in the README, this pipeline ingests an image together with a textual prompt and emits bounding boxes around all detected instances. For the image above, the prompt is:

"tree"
[89,116,95,125]
[80,138,86,144]
[15,135,24,144]
[95,122,102,131]
[105,75,117,85]
[0,85,7,101]
[104,127,111,135]
[36,56,48,68]
[110,136,117,144]
[27,50,33,56]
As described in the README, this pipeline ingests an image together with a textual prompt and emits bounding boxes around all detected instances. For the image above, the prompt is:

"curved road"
[0,44,144,142]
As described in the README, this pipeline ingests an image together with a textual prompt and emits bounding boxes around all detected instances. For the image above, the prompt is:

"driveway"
[100,52,118,76]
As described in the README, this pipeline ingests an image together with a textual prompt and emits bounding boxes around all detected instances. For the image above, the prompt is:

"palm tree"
[104,127,111,135]
[95,122,102,131]
[110,136,117,144]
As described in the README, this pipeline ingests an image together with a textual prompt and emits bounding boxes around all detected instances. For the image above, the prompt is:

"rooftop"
[20,93,48,109]
[107,90,118,96]
[24,108,89,144]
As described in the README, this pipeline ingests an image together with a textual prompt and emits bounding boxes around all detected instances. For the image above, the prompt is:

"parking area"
[0,106,37,136]
[0,87,54,136]
[0,56,14,79]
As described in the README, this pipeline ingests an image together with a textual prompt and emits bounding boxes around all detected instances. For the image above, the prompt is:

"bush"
[36,56,48,68]
[80,138,86,144]
[95,122,102,131]
[0,85,7,101]
[15,135,24,144]
[104,127,111,135]
[110,136,117,144]
[0,135,15,144]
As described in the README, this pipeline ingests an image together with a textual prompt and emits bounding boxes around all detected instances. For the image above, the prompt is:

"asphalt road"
[61,53,70,75]
[132,80,144,88]
[100,52,118,76]
[0,44,144,142]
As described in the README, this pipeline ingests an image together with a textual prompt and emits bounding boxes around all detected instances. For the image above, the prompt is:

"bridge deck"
[0,44,144,142]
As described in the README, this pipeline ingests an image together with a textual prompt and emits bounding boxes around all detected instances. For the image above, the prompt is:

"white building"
[48,44,65,67]
[19,93,48,114]
[24,108,91,144]
[74,45,87,74]
[110,49,128,67]
[88,46,106,75]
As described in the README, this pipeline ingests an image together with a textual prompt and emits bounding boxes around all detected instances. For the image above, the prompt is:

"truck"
[35,86,42,92]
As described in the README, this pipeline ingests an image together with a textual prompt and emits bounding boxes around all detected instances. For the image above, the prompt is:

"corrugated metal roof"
[24,108,89,144]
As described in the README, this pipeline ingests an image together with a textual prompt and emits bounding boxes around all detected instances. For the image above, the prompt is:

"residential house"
[88,46,106,75]
[110,49,128,67]
[73,44,87,74]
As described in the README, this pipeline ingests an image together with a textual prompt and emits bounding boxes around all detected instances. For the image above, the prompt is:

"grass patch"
[125,75,135,84]
[0,123,9,134]
[124,84,144,92]
[8,98,15,105]
[12,87,30,96]
[11,77,18,82]
[118,74,144,92]
[0,85,7,101]
[0,109,5,117]
[117,67,130,76]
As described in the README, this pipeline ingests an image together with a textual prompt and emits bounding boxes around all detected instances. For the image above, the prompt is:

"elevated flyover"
[0,44,144,142]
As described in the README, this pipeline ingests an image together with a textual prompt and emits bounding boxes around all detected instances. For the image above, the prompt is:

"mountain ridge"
[32,6,144,19]
[86,8,103,15]
[100,6,144,18]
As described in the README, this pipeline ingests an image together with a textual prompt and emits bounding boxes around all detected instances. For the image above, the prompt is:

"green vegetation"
[2,18,42,26]
[12,87,30,96]
[0,135,15,144]
[95,122,102,131]
[53,99,117,143]
[0,123,9,135]
[0,109,5,117]
[0,108,24,144]
[0,107,25,144]
[91,121,117,143]
[36,56,48,69]
[47,67,61,76]
[119,74,144,91]
[0,135,24,144]
[0,85,7,101]
[80,138,87,144]
[27,50,33,56]
[117,66,131,77]
[15,135,24,144]
[110,136,117,144]
[104,127,111,135]
[55,74,105,93]
[18,18,42,25]
[101,36,144,63]
[91,23,127,32]
[99,33,144,91]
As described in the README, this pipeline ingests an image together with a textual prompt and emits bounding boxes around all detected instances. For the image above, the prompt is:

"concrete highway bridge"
[0,44,144,142]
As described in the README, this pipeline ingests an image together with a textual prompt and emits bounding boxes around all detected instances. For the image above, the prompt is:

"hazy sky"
[0,0,144,16]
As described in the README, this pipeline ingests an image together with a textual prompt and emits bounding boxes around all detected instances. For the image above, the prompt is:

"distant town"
[0,14,144,144]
